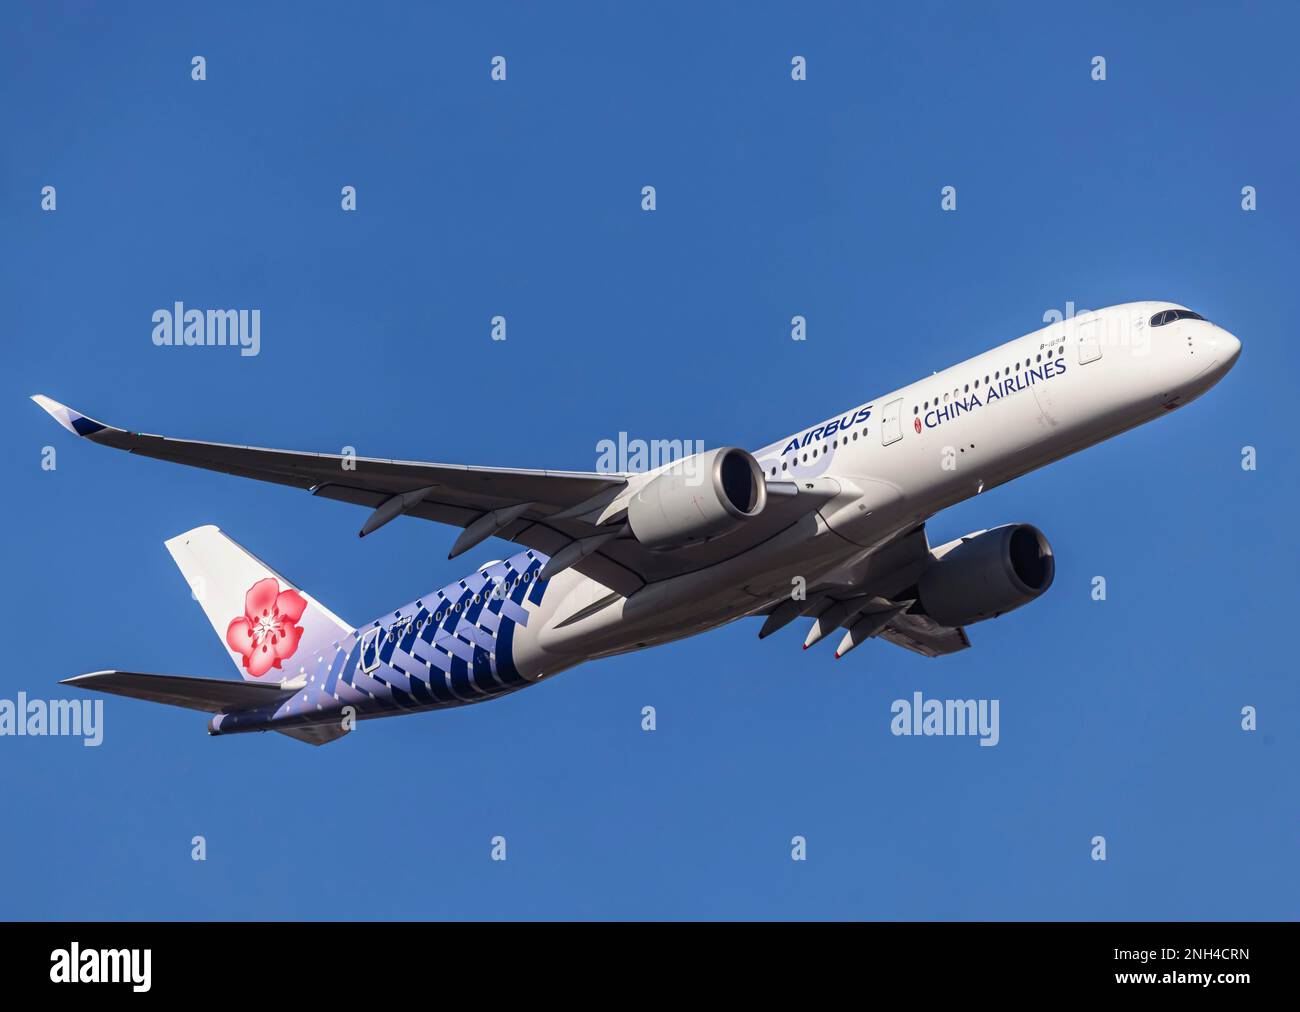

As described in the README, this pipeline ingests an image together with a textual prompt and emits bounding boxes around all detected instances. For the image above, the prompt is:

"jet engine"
[627,447,767,550]
[916,524,1055,626]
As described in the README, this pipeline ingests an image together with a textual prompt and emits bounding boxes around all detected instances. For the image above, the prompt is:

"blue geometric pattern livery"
[214,550,550,736]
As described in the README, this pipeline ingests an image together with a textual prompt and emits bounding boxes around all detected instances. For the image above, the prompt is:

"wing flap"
[876,614,971,657]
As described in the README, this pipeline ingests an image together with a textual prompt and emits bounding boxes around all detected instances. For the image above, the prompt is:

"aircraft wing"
[33,395,651,589]
[875,612,970,657]
[755,523,971,658]
[34,395,823,595]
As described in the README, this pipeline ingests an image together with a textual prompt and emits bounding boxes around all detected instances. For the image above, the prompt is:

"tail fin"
[165,525,353,682]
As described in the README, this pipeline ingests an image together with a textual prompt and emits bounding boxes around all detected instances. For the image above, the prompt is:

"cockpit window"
[1150,309,1206,327]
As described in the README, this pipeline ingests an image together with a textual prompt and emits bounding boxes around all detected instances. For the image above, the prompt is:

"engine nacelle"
[627,447,767,551]
[917,524,1055,626]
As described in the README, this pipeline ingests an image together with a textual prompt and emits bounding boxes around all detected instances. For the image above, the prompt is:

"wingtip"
[31,394,108,437]
[60,670,115,687]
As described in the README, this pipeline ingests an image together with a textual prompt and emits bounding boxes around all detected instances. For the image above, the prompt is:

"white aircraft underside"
[34,300,1242,744]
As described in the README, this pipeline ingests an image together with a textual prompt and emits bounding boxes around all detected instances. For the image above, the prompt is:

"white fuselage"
[511,301,1241,678]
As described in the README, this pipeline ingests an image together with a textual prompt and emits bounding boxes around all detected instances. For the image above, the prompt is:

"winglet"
[30,394,109,438]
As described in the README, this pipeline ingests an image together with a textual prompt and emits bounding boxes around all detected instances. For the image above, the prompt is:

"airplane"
[33,300,1241,745]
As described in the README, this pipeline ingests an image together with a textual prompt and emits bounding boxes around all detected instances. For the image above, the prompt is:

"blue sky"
[2,1,1297,919]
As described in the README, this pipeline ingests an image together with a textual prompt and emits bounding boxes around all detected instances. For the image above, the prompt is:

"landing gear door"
[882,398,903,445]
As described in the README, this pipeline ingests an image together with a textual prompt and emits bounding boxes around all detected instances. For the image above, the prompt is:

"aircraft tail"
[165,525,353,682]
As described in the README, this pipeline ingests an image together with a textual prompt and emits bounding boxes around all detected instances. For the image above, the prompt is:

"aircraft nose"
[1213,328,1242,370]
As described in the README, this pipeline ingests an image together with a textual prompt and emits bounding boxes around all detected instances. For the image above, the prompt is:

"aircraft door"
[881,398,903,445]
[1076,317,1103,364]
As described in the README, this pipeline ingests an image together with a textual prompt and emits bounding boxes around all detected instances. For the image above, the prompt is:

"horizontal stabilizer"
[61,670,293,713]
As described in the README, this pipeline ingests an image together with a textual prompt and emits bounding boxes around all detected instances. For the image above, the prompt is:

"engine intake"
[627,447,766,550]
[916,524,1055,627]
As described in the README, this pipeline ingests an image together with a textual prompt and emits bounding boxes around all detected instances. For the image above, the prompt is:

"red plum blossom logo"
[226,578,307,678]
